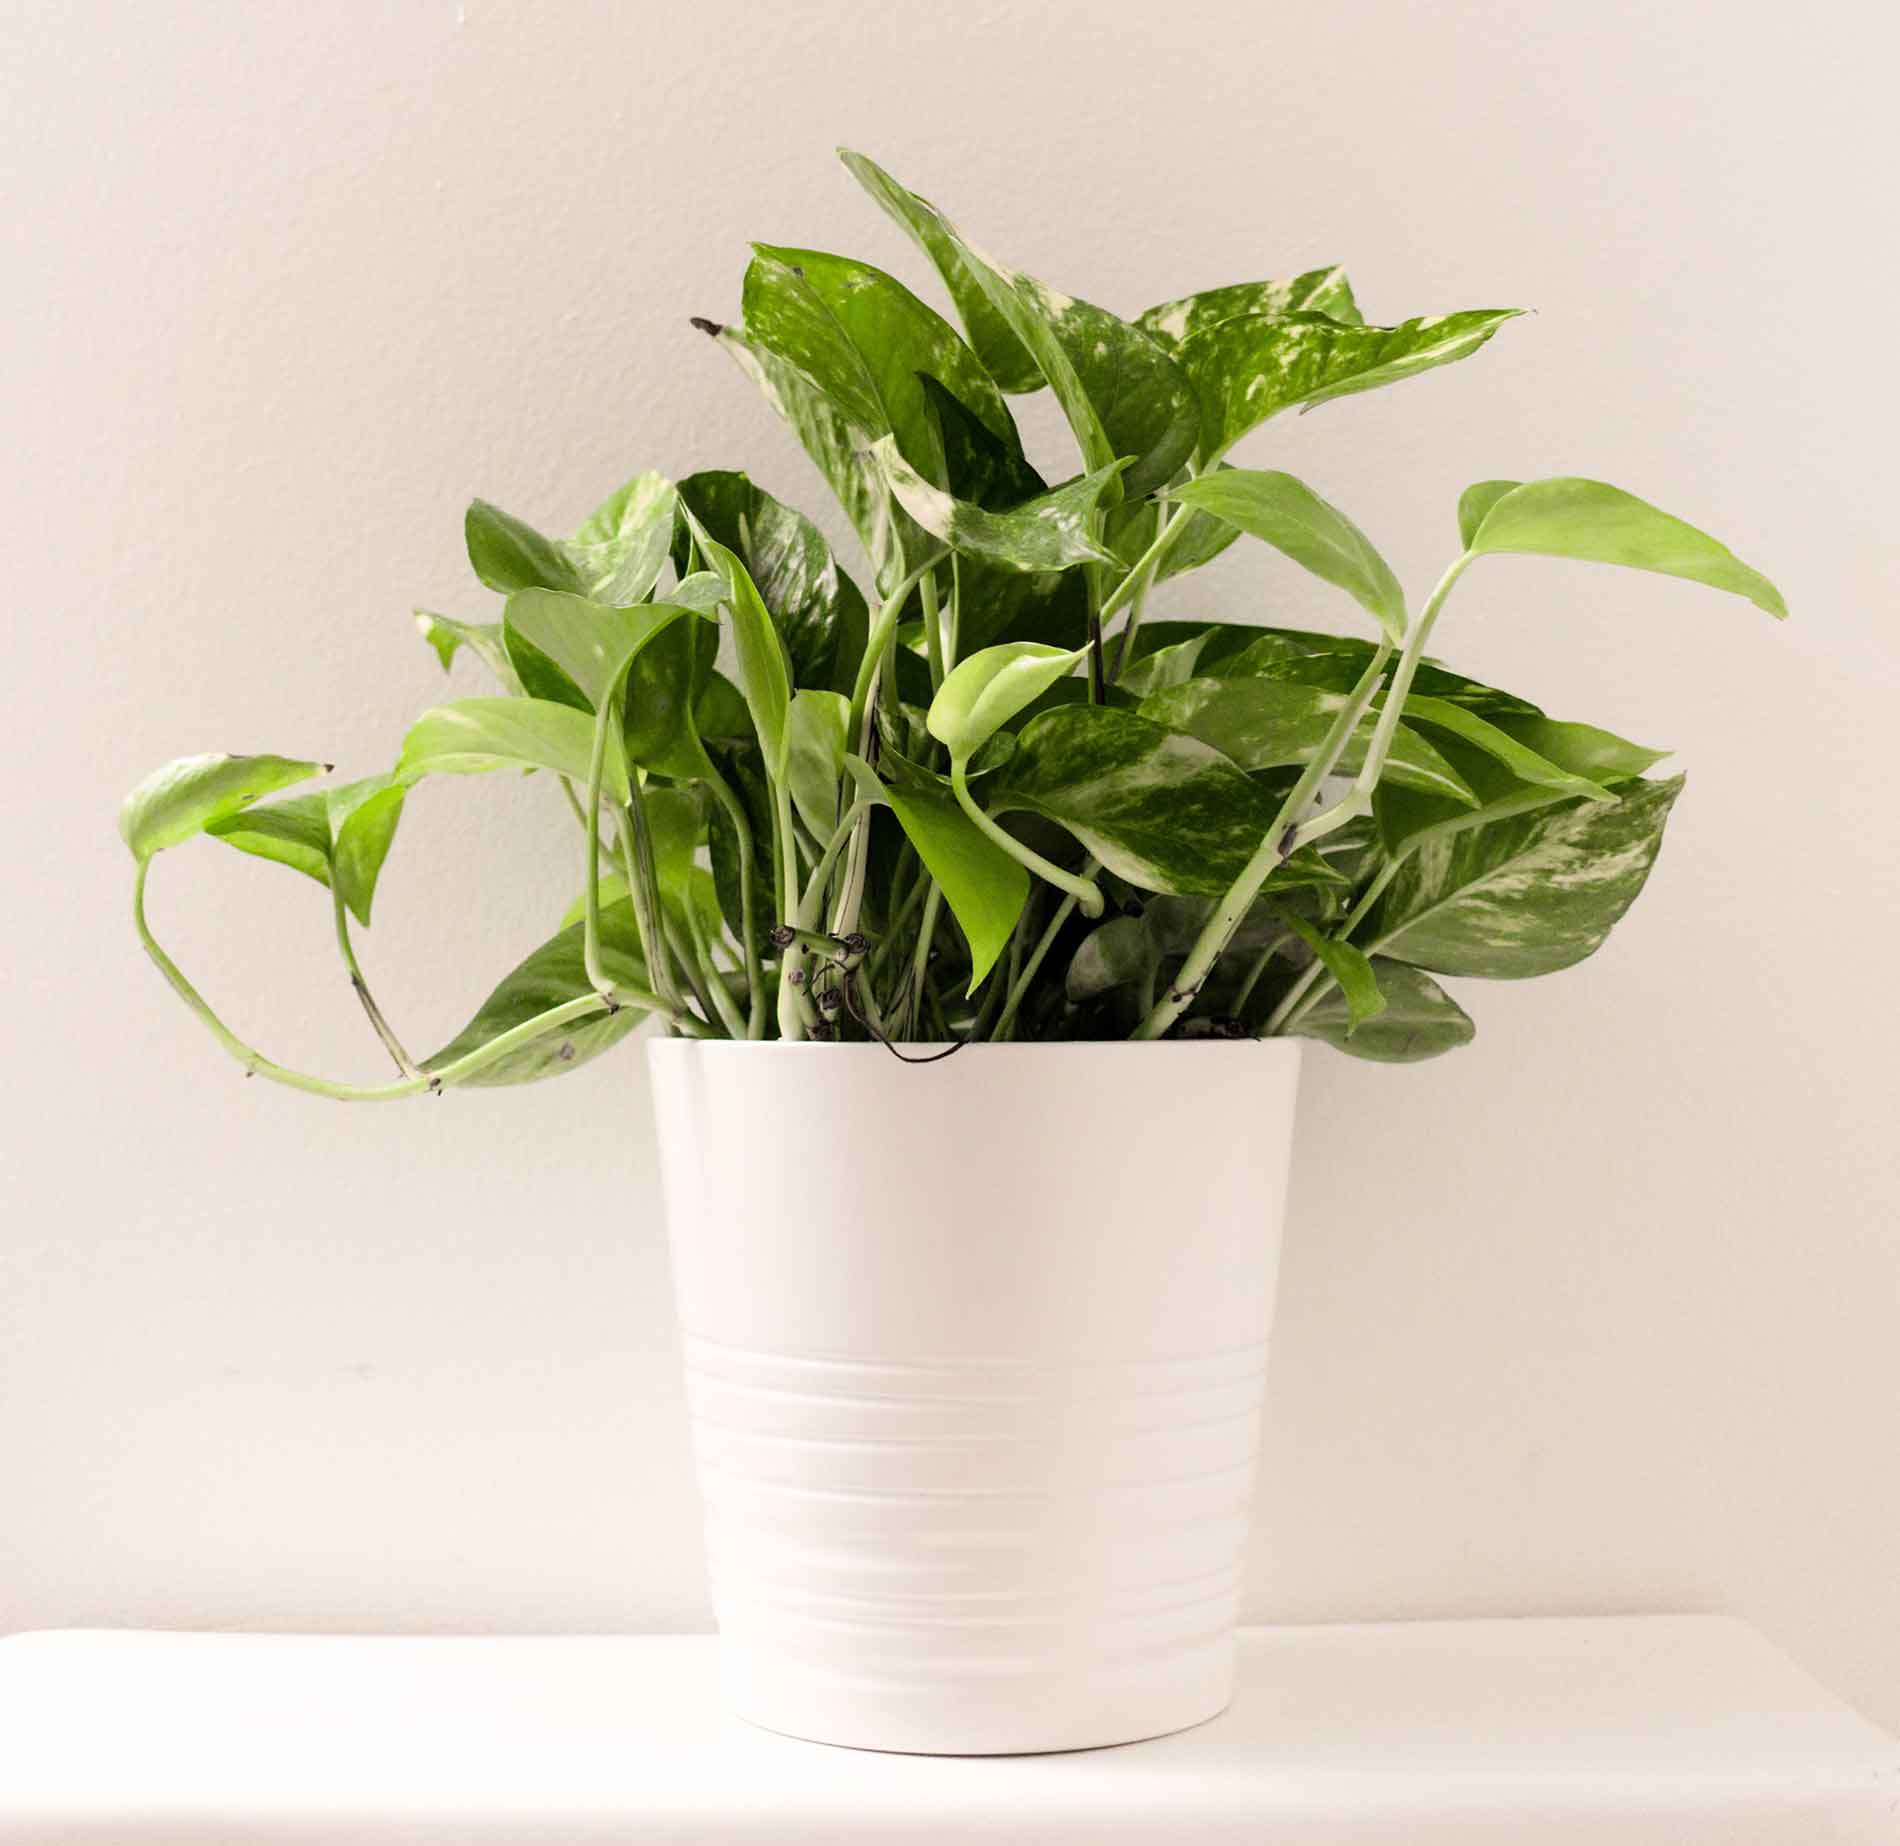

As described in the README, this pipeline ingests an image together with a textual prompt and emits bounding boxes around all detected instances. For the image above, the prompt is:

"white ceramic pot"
[647,1039,1302,1755]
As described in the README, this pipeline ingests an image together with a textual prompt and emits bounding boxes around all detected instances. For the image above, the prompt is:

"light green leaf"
[1288,959,1473,1062]
[878,777,1030,991]
[414,611,521,688]
[683,513,793,777]
[928,642,1088,760]
[1366,774,1685,978]
[204,792,334,886]
[1393,694,1615,803]
[465,499,583,596]
[1178,308,1522,462]
[422,904,649,1087]
[1141,678,1478,805]
[839,149,1044,394]
[871,435,1124,573]
[1494,714,1670,784]
[785,689,851,840]
[673,471,869,693]
[1116,630,1213,697]
[1170,470,1406,644]
[560,874,629,931]
[502,590,696,713]
[567,471,675,606]
[1279,912,1385,1034]
[1464,478,1788,617]
[994,705,1284,896]
[1135,265,1364,347]
[398,698,627,803]
[120,753,328,862]
[204,772,409,927]
[1458,479,1520,549]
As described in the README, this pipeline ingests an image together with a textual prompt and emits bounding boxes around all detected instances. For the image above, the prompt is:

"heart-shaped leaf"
[871,435,1125,573]
[120,754,329,862]
[1135,265,1364,347]
[1365,774,1685,978]
[682,512,793,778]
[398,698,627,802]
[465,499,583,596]
[208,771,412,927]
[1170,469,1406,644]
[503,591,697,713]
[928,642,1089,760]
[1463,478,1788,617]
[1287,959,1473,1062]
[1178,308,1522,462]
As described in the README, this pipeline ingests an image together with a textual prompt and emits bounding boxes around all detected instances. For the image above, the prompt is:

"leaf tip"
[688,316,724,338]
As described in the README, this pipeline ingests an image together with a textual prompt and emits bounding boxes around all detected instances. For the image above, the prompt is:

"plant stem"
[848,553,941,745]
[950,760,1103,916]
[905,882,943,1038]
[1105,498,1189,682]
[992,857,1100,1041]
[772,782,811,1041]
[1128,642,1394,1040]
[920,564,945,692]
[621,773,690,1020]
[330,883,422,1078]
[703,766,766,1038]
[132,860,703,1105]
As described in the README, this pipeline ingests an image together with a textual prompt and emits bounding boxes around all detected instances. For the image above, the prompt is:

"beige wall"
[6,0,1897,1725]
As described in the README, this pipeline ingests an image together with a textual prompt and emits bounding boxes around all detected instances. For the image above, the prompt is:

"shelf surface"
[1,1616,1895,1842]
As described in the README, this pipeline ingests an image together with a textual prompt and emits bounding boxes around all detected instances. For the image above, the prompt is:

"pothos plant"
[122,151,1786,1092]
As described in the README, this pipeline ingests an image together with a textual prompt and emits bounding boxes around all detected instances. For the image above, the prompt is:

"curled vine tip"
[767,923,796,948]
[688,316,723,338]
[839,931,869,958]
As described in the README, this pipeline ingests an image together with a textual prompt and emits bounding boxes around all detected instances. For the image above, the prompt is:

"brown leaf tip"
[688,316,723,338]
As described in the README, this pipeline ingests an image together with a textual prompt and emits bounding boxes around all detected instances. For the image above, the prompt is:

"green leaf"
[204,791,334,886]
[927,642,1088,759]
[204,772,410,927]
[1278,912,1385,1034]
[465,499,583,596]
[1178,308,1522,461]
[1106,481,1241,585]
[1135,265,1364,347]
[1067,915,1156,1003]
[1170,470,1406,644]
[422,905,648,1087]
[1463,478,1788,617]
[877,777,1030,991]
[1141,678,1478,805]
[1288,959,1474,1062]
[1393,694,1615,802]
[1493,714,1670,784]
[703,320,902,593]
[398,698,627,802]
[624,617,718,782]
[1365,774,1685,979]
[503,590,696,713]
[785,689,851,840]
[1116,630,1213,697]
[672,471,869,693]
[414,611,522,689]
[839,149,1043,394]
[683,514,793,778]
[871,435,1124,573]
[995,704,1284,896]
[568,471,675,606]
[1458,479,1520,550]
[120,753,328,862]
[742,245,1012,479]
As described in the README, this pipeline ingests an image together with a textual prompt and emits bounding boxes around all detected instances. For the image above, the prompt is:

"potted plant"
[120,151,1785,1754]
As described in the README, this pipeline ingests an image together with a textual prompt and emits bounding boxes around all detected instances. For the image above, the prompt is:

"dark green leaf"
[1067,916,1155,1003]
[1464,478,1788,617]
[465,499,583,596]
[1288,959,1473,1062]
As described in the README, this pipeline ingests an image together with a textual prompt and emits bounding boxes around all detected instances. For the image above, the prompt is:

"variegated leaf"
[1135,265,1364,348]
[567,471,675,607]
[1364,775,1685,978]
[1287,959,1474,1062]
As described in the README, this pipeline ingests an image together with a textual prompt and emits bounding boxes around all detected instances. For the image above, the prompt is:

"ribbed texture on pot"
[649,1042,1301,1753]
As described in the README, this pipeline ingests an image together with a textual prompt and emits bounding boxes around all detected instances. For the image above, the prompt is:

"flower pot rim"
[646,1037,1302,1059]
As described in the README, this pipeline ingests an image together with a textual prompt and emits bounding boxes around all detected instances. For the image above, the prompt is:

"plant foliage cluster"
[121,152,1785,1095]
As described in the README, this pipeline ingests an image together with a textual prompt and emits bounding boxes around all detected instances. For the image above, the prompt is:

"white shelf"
[1,1617,1894,1842]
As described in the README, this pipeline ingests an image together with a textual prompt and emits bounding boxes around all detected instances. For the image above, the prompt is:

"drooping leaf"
[839,148,1043,393]
[785,689,851,840]
[927,642,1089,759]
[422,905,649,1087]
[326,775,409,926]
[682,514,793,778]
[877,776,1030,990]
[1365,775,1685,978]
[1177,308,1522,462]
[464,499,583,596]
[414,611,521,689]
[1278,912,1385,1034]
[995,705,1285,895]
[1140,678,1478,805]
[568,472,675,606]
[1136,266,1364,347]
[1463,478,1788,617]
[398,698,627,802]
[672,470,869,693]
[872,435,1124,573]
[1170,470,1406,643]
[204,791,334,886]
[1287,959,1474,1062]
[120,754,328,862]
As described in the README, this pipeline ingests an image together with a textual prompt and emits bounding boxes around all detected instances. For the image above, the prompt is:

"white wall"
[6,0,1897,1729]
